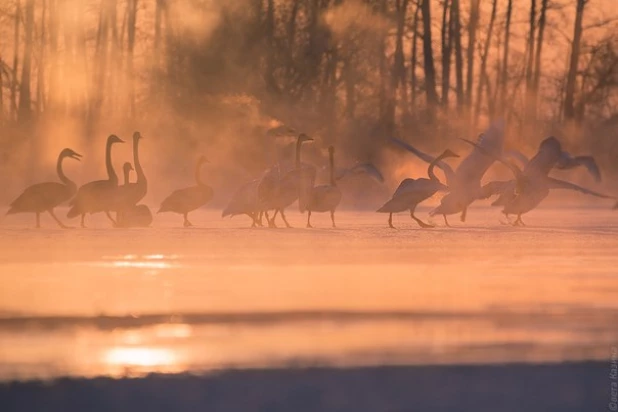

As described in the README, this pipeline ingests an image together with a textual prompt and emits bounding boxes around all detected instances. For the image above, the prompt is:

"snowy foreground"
[0,207,617,410]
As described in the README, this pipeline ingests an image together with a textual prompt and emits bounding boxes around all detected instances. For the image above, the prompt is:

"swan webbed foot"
[307,223,313,228]
[388,213,396,229]
[460,208,467,222]
[443,215,451,227]
[513,215,526,227]
[280,210,292,228]
[416,220,434,229]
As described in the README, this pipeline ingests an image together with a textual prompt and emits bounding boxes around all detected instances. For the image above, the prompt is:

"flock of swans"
[5,120,616,229]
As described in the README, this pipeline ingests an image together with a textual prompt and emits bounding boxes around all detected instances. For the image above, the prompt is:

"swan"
[67,134,124,227]
[305,146,342,228]
[377,149,459,228]
[114,132,147,211]
[488,137,602,207]
[461,137,614,225]
[390,119,505,226]
[7,148,82,228]
[158,155,213,227]
[222,179,263,227]
[113,162,153,228]
[258,133,315,228]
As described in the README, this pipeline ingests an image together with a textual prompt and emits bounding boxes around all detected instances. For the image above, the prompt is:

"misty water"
[0,206,617,382]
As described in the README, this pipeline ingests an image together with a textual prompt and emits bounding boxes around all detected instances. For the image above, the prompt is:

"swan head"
[133,131,143,141]
[440,149,459,159]
[61,148,83,161]
[298,133,314,143]
[539,136,561,153]
[108,134,125,145]
[328,145,335,155]
[123,162,134,174]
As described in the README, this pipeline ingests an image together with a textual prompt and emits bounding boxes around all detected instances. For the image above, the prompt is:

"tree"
[500,0,513,115]
[564,0,587,120]
[421,0,439,107]
[465,0,479,106]
[18,0,34,122]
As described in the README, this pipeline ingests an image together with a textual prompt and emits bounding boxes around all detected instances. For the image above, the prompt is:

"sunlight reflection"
[104,347,178,368]
[92,254,181,270]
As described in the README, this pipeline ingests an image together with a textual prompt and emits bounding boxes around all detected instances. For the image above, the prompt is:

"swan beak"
[71,152,83,161]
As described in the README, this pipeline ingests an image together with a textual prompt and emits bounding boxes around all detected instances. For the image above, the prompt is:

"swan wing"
[389,138,456,185]
[547,177,614,199]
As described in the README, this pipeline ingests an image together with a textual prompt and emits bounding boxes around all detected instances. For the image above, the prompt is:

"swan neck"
[106,140,118,184]
[329,151,336,186]
[133,137,146,184]
[428,153,445,182]
[57,153,72,186]
[123,169,130,185]
[195,160,205,186]
[295,138,302,170]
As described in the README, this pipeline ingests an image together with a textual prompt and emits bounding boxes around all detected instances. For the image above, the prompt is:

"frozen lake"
[0,206,617,381]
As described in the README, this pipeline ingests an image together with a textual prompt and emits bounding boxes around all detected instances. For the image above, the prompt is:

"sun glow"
[104,347,178,368]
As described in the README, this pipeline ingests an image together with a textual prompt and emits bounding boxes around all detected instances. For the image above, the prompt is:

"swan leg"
[266,210,277,228]
[307,211,313,228]
[443,214,451,227]
[460,207,468,222]
[280,209,292,228]
[330,210,336,228]
[513,214,525,227]
[105,211,117,227]
[183,213,193,227]
[35,212,41,229]
[257,211,264,226]
[48,209,69,229]
[249,213,257,228]
[80,214,86,228]
[411,207,434,228]
[388,213,395,229]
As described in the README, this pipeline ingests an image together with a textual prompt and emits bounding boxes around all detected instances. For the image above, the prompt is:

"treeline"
[0,0,617,160]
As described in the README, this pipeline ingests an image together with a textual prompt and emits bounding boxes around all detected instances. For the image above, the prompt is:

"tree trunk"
[410,2,420,108]
[500,0,513,115]
[531,0,548,118]
[18,0,35,122]
[391,0,409,121]
[564,0,587,120]
[451,0,464,110]
[465,0,479,106]
[11,0,21,120]
[421,0,439,107]
[37,0,47,113]
[48,0,59,110]
[127,0,138,117]
[524,0,536,121]
[474,0,497,122]
[440,0,452,107]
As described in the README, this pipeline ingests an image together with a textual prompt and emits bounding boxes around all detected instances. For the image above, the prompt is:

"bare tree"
[451,0,464,109]
[441,0,452,107]
[421,0,439,107]
[564,0,587,120]
[11,0,21,119]
[500,0,513,115]
[410,1,421,108]
[474,0,498,122]
[465,0,479,106]
[18,0,34,122]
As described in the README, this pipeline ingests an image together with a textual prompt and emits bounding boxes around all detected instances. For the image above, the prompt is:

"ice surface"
[0,206,617,381]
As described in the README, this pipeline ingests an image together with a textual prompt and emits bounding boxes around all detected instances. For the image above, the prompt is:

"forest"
[0,0,617,201]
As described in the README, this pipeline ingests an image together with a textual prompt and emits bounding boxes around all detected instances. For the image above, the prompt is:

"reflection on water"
[0,209,617,381]
[103,347,183,377]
